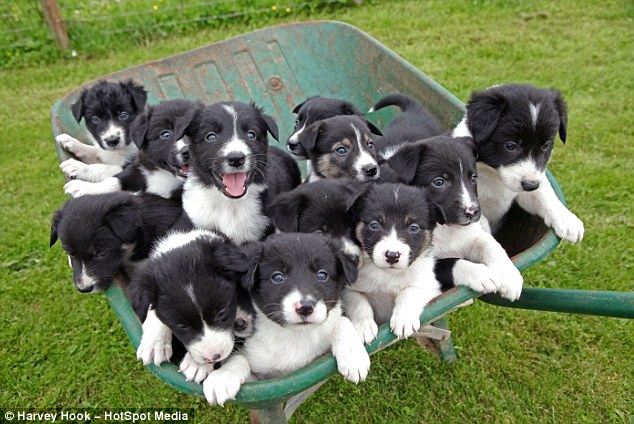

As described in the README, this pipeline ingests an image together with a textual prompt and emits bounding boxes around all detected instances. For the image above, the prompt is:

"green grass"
[1,0,633,422]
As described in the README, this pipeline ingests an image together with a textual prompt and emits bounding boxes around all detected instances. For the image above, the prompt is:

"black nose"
[104,136,120,147]
[464,205,481,219]
[385,251,401,264]
[521,180,540,191]
[75,283,93,293]
[180,147,190,161]
[235,318,247,332]
[363,164,379,177]
[227,151,246,168]
[296,301,315,317]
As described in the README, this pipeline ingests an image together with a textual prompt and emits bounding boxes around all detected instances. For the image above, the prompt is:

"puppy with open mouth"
[182,101,300,244]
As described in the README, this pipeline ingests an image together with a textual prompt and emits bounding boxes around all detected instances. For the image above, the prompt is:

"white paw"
[334,342,370,384]
[64,179,96,197]
[354,318,378,345]
[59,158,87,180]
[203,369,244,406]
[491,264,523,302]
[453,260,498,294]
[547,209,584,244]
[56,134,85,158]
[136,332,172,366]
[179,352,216,383]
[390,307,421,339]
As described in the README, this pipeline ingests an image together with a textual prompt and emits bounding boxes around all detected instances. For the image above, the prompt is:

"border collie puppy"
[56,80,148,179]
[50,192,183,293]
[202,233,370,406]
[452,83,584,243]
[266,178,369,262]
[287,96,382,160]
[345,183,439,344]
[387,136,523,300]
[182,101,300,244]
[298,115,383,183]
[368,93,443,159]
[62,99,200,199]
[127,229,252,383]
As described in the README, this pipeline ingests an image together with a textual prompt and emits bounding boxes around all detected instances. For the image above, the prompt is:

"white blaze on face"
[351,123,379,180]
[76,262,98,292]
[371,227,411,269]
[498,157,544,192]
[529,102,541,129]
[282,289,328,325]
[288,123,306,144]
[459,160,477,210]
[99,123,126,149]
[220,105,251,168]
[186,324,235,365]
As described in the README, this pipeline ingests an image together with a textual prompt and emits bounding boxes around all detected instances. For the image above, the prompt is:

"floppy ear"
[208,241,252,281]
[174,101,203,141]
[50,208,63,247]
[365,119,383,136]
[70,92,85,123]
[262,113,279,142]
[386,143,424,184]
[121,80,148,113]
[127,267,159,322]
[342,179,370,211]
[465,89,506,144]
[104,200,141,244]
[239,242,262,291]
[552,89,568,144]
[130,111,150,149]
[335,248,359,286]
[267,191,305,232]
[292,98,309,114]
[300,121,321,151]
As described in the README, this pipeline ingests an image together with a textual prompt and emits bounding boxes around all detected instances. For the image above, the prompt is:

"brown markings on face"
[315,138,353,179]
[355,222,365,246]
[421,229,433,251]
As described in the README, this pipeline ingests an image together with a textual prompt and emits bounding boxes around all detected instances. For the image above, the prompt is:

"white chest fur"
[476,162,517,232]
[244,304,342,378]
[141,167,182,198]
[182,176,269,244]
[354,252,437,295]
[432,222,487,259]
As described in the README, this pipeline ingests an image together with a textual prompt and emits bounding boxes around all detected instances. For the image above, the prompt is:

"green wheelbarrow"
[50,20,634,423]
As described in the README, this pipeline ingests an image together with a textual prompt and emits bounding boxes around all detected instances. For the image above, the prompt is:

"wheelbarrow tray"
[50,21,567,410]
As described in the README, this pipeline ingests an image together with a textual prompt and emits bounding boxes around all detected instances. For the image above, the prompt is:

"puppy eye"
[541,142,552,152]
[432,177,445,187]
[294,119,300,129]
[367,141,375,150]
[94,251,108,259]
[408,224,421,233]
[119,111,129,120]
[271,272,285,284]
[471,174,478,184]
[91,116,101,124]
[217,308,230,322]
[160,130,171,139]
[246,131,256,140]
[335,146,347,155]
[205,132,217,142]
[177,323,191,331]
[368,221,381,231]
[316,271,329,282]
[505,142,518,151]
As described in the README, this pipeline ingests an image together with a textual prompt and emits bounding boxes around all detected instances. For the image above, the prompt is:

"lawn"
[0,0,632,423]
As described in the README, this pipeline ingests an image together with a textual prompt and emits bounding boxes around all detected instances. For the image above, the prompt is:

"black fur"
[387,135,480,225]
[50,192,183,292]
[287,96,382,159]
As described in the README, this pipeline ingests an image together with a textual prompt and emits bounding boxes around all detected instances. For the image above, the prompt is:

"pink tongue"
[222,173,248,197]
[180,164,190,175]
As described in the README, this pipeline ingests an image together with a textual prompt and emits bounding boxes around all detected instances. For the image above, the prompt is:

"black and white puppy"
[202,233,370,406]
[344,183,440,344]
[387,136,523,300]
[128,229,252,383]
[50,191,184,293]
[266,178,369,262]
[287,96,381,160]
[369,93,443,159]
[299,115,382,183]
[56,80,148,180]
[63,99,200,199]
[183,101,300,244]
[452,83,584,243]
